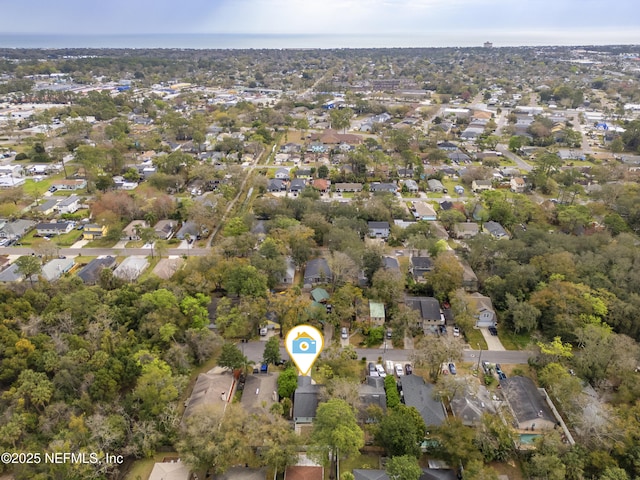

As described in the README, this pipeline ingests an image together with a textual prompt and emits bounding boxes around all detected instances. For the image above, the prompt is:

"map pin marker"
[285,325,324,376]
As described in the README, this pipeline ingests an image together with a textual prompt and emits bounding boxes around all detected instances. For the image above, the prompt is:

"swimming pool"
[519,433,542,444]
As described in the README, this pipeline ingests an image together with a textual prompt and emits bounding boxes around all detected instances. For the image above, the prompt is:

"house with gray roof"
[359,376,387,422]
[334,182,363,192]
[289,178,306,195]
[77,256,116,285]
[453,222,479,239]
[267,178,286,192]
[403,179,419,192]
[153,219,175,240]
[35,221,74,236]
[0,219,35,241]
[399,375,446,427]
[293,376,321,427]
[35,199,59,216]
[274,167,291,180]
[427,179,445,193]
[483,220,509,239]
[368,221,390,239]
[501,376,557,432]
[216,466,267,480]
[0,263,24,282]
[303,258,332,287]
[450,384,496,426]
[113,256,149,281]
[41,258,74,282]
[405,296,444,331]
[176,221,199,240]
[369,182,397,194]
[410,255,433,281]
[382,256,400,272]
[57,195,80,214]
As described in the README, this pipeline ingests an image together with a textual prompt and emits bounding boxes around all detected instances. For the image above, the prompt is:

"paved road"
[497,144,533,172]
[241,340,533,366]
[0,246,211,257]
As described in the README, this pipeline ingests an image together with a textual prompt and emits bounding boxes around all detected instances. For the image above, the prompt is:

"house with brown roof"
[121,220,147,241]
[312,179,330,193]
[284,466,323,480]
[309,129,363,145]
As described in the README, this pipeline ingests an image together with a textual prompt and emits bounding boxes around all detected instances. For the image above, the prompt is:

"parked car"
[341,327,348,339]
[453,326,460,337]
[448,362,457,375]
[395,364,404,377]
[375,364,387,377]
[368,362,376,374]
[386,329,392,339]
[48,186,57,193]
[404,364,413,375]
[488,326,498,336]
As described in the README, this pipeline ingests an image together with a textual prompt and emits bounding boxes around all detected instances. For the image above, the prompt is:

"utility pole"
[476,343,483,372]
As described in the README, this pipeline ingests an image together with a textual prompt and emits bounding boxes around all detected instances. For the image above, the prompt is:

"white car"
[453,327,460,337]
[395,364,404,377]
[341,327,348,339]
[375,364,387,377]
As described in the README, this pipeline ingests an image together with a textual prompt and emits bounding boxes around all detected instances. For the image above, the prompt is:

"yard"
[338,452,381,478]
[498,329,532,350]
[19,228,83,247]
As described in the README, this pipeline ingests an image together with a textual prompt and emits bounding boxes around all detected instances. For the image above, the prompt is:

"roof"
[419,469,458,480]
[484,221,508,238]
[453,222,479,235]
[285,466,323,480]
[57,195,79,207]
[399,375,446,426]
[77,256,116,284]
[310,288,330,303]
[36,221,73,230]
[369,301,385,318]
[293,376,321,420]
[359,376,387,412]
[354,470,389,480]
[450,384,496,426]
[501,376,556,425]
[304,258,332,281]
[467,292,494,314]
[368,221,390,229]
[35,199,59,212]
[217,467,267,480]
[405,296,441,321]
[382,256,399,271]
[148,461,190,480]
[411,256,433,271]
[41,258,74,281]
[0,263,23,282]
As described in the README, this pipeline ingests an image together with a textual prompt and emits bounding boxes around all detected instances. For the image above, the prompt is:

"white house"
[57,195,80,214]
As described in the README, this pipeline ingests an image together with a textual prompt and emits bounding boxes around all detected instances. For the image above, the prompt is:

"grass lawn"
[19,229,83,247]
[73,255,97,265]
[465,328,488,350]
[23,178,54,197]
[85,237,119,248]
[339,453,381,477]
[498,329,532,350]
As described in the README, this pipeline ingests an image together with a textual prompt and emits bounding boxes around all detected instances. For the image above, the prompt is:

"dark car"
[404,364,413,375]
[448,362,457,375]
[488,326,498,336]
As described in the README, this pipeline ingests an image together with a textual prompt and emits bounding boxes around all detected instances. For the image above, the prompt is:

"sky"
[1,0,639,47]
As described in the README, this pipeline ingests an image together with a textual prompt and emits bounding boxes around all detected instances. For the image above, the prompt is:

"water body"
[0,33,631,50]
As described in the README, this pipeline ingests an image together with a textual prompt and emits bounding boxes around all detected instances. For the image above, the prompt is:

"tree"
[180,293,210,330]
[15,255,42,286]
[222,264,268,297]
[247,411,300,473]
[386,455,422,480]
[433,418,481,468]
[411,334,464,381]
[217,342,247,371]
[505,293,541,333]
[474,414,517,462]
[308,399,364,468]
[277,366,298,399]
[263,336,281,365]
[424,252,464,301]
[177,404,248,475]
[329,108,354,133]
[376,405,425,458]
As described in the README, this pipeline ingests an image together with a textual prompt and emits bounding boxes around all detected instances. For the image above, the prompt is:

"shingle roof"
[405,296,441,321]
[399,375,446,426]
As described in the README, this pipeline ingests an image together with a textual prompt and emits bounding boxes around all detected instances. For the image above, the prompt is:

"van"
[259,327,268,336]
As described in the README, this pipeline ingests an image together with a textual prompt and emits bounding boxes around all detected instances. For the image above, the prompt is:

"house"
[113,175,138,190]
[52,179,86,191]
[34,199,59,216]
[289,178,306,195]
[148,460,190,480]
[83,224,107,240]
[278,257,296,285]
[484,221,509,239]
[450,384,496,426]
[296,168,312,179]
[448,152,470,163]
[285,465,324,480]
[369,182,397,194]
[267,178,287,193]
[510,176,526,193]
[77,256,116,285]
[303,258,332,287]
[354,470,390,480]
[402,179,419,193]
[41,257,74,282]
[275,168,291,180]
[382,256,400,272]
[410,255,433,281]
[413,202,437,221]
[113,256,149,281]
[310,287,330,304]
[0,263,24,282]
[57,195,80,214]
[312,179,329,193]
[501,376,558,432]
[121,220,147,241]
[453,222,479,239]
[359,376,387,422]
[460,260,479,292]
[0,219,34,242]
[472,179,493,192]
[437,141,458,151]
[368,221,390,239]
[0,164,24,177]
[334,182,363,193]
[176,221,199,240]
[369,301,385,326]
[216,466,267,480]
[453,185,464,195]
[0,176,26,188]
[427,179,445,193]
[293,376,321,428]
[399,375,446,427]
[153,220,175,240]
[467,292,496,327]
[35,221,74,236]
[405,296,444,331]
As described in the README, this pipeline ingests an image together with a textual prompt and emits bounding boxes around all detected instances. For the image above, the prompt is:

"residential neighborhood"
[0,42,640,480]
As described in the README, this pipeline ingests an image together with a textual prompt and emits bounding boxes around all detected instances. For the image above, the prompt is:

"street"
[240,339,534,366]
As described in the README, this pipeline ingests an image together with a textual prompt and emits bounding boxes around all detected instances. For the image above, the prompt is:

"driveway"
[479,327,506,351]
